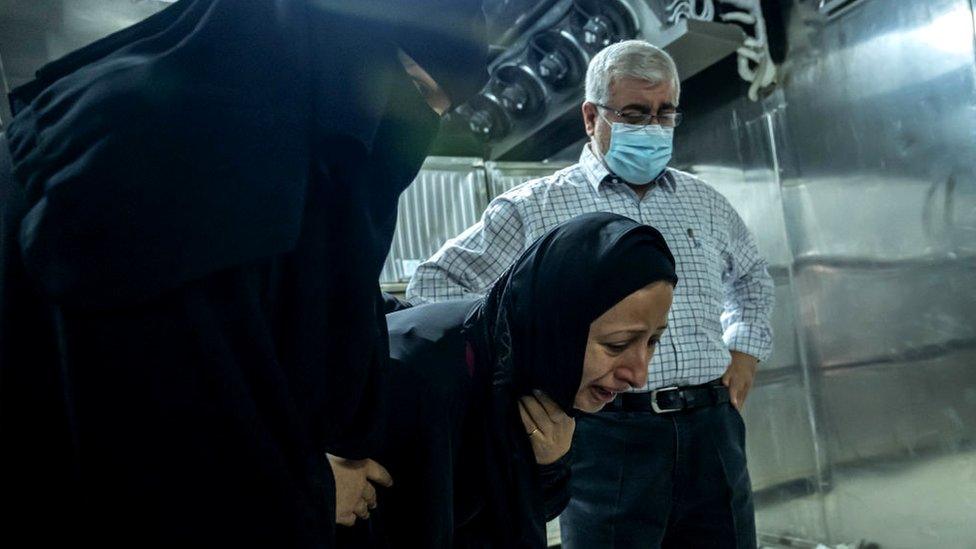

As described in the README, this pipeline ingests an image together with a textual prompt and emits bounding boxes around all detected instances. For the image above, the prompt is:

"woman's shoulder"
[387,299,478,350]
[387,298,479,382]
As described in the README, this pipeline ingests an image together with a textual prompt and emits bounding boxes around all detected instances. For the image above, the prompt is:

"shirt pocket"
[662,224,723,302]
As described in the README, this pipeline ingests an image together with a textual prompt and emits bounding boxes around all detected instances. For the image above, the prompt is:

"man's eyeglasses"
[592,103,683,128]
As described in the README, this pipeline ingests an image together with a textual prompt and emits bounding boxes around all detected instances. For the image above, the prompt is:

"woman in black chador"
[0,1,487,546]
[343,212,678,548]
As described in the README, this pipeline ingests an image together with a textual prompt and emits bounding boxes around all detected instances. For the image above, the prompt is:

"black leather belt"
[602,379,730,414]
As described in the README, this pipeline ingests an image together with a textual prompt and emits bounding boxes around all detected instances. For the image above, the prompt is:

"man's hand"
[327,454,393,527]
[518,390,576,465]
[721,351,758,411]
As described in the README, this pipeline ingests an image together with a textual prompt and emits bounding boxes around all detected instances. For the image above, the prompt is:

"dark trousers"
[559,402,756,548]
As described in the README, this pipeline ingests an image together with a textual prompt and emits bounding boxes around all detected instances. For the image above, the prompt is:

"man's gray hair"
[585,40,680,105]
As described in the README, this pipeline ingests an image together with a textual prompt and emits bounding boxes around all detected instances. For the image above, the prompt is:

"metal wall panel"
[674,0,976,544]
[817,349,976,464]
[380,158,489,285]
[743,374,819,491]
[766,280,800,370]
[778,0,976,469]
[794,260,976,370]
[771,349,976,548]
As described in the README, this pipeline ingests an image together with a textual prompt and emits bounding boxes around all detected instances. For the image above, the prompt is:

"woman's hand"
[518,390,576,465]
[327,454,393,526]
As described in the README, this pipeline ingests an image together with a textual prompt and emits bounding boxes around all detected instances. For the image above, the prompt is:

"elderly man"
[407,40,773,547]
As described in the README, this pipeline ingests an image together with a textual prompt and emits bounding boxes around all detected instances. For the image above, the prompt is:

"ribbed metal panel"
[380,157,489,285]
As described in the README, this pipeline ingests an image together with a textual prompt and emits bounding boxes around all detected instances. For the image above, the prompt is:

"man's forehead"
[609,76,675,105]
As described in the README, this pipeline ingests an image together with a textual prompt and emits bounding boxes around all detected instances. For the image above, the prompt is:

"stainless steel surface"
[380,157,489,285]
[765,280,799,370]
[742,374,819,491]
[673,0,976,545]
[793,260,976,370]
[759,448,976,548]
[781,0,976,487]
[817,349,976,464]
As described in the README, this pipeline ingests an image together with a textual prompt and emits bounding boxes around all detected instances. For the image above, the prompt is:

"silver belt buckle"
[650,386,682,413]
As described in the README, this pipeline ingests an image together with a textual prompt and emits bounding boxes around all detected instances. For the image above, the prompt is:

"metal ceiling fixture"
[441,0,750,160]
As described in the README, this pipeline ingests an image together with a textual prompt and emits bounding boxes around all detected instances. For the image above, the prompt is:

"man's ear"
[582,102,598,138]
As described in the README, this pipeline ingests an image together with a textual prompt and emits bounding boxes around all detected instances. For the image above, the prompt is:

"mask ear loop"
[597,110,613,127]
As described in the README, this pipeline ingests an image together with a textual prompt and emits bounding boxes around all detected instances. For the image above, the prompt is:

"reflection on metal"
[675,0,976,545]
[741,374,818,491]
[765,281,799,370]
[380,158,488,285]
[818,350,976,464]
[794,261,976,370]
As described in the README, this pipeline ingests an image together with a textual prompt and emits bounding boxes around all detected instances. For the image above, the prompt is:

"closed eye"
[620,112,651,124]
[603,341,631,354]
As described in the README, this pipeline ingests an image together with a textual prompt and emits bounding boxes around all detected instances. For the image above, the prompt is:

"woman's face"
[574,281,674,413]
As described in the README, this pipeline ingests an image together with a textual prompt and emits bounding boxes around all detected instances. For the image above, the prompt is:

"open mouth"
[590,385,618,403]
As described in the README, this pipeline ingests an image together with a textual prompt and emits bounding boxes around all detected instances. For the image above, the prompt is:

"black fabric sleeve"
[381,292,413,315]
[537,450,572,521]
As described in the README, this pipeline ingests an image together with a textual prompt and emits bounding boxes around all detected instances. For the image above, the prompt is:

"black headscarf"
[464,212,678,546]
[4,0,487,308]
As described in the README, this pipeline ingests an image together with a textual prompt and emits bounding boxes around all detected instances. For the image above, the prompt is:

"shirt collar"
[579,144,612,192]
[578,144,677,193]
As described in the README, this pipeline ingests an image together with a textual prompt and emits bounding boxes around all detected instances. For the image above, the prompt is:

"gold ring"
[527,427,540,437]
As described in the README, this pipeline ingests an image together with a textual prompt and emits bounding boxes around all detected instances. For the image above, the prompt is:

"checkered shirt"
[406,145,774,390]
